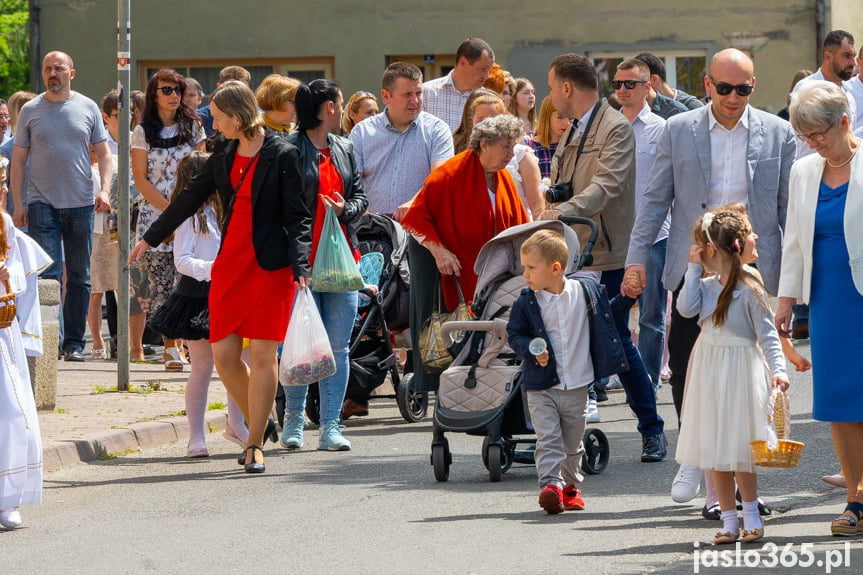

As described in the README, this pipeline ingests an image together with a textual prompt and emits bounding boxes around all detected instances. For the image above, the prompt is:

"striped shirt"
[422,72,472,132]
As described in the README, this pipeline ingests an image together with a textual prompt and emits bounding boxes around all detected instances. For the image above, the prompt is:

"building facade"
[30,1,863,113]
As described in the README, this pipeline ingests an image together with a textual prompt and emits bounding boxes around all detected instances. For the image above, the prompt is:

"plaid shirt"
[422,72,471,133]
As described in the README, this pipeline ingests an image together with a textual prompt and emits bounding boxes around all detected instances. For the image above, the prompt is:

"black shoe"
[63,349,85,362]
[142,345,158,356]
[595,388,609,403]
[108,337,118,360]
[264,418,278,444]
[735,489,772,516]
[790,324,809,340]
[702,503,721,520]
[641,433,667,462]
[243,445,265,474]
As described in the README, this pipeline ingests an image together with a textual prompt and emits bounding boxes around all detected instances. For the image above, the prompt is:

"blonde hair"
[521,229,568,267]
[692,203,768,327]
[533,96,557,148]
[255,74,300,112]
[342,91,378,134]
[211,80,264,140]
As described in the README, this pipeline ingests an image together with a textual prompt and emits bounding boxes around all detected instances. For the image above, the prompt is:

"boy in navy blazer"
[508,230,632,514]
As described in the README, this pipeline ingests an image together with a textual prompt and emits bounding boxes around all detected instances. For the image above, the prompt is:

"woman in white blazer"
[776,80,863,537]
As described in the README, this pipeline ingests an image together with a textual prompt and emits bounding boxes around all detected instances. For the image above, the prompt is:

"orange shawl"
[401,150,529,311]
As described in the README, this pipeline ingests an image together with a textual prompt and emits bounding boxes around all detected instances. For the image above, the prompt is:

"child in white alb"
[675,204,789,545]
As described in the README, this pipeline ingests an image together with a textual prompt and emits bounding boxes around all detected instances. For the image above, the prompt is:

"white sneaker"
[0,508,22,529]
[671,464,702,503]
[586,398,601,423]
[606,374,623,389]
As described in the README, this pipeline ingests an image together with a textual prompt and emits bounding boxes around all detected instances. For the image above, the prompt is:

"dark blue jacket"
[507,278,631,391]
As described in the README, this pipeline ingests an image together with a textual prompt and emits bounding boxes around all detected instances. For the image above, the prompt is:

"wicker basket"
[750,389,804,468]
[0,279,15,329]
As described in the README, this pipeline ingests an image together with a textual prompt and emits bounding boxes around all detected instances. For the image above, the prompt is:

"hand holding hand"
[621,265,646,298]
[774,297,794,339]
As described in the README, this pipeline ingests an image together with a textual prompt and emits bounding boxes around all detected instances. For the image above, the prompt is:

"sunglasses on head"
[354,91,374,98]
[611,79,647,90]
[158,86,183,96]
[708,76,754,97]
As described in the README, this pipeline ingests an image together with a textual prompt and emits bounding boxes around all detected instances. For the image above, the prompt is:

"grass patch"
[207,402,226,411]
[55,408,67,414]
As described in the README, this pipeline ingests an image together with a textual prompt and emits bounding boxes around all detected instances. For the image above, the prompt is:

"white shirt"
[845,75,863,129]
[707,105,750,209]
[793,69,859,159]
[570,103,598,142]
[173,204,220,282]
[631,103,669,243]
[535,279,594,390]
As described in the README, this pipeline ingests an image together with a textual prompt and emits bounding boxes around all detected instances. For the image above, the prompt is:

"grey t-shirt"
[15,92,108,209]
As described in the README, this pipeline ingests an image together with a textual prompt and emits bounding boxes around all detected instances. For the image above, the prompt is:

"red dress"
[208,152,296,342]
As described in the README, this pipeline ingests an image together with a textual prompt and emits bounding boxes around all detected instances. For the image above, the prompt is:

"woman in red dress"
[131,81,312,473]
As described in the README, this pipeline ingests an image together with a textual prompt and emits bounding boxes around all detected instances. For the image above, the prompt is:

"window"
[387,54,456,82]
[139,57,335,100]
[589,50,707,101]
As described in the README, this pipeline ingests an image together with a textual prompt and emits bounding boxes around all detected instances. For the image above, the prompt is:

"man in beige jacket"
[538,53,667,463]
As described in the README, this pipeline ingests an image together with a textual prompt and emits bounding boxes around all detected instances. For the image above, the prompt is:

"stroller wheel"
[304,383,321,426]
[431,443,451,482]
[482,436,514,475]
[395,373,428,423]
[582,428,610,475]
[486,444,503,482]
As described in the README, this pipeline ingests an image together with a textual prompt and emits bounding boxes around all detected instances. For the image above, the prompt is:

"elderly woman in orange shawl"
[402,114,530,392]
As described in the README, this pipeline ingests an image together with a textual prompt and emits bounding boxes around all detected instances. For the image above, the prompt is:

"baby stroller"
[289,213,428,426]
[430,217,611,482]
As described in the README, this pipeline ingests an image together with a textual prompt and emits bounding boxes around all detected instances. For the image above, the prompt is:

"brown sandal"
[714,530,741,545]
[831,502,863,536]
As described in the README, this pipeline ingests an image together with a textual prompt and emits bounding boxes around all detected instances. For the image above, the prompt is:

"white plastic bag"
[279,289,336,386]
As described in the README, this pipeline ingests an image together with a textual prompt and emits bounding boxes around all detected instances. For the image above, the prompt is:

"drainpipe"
[29,0,41,91]
[815,0,825,68]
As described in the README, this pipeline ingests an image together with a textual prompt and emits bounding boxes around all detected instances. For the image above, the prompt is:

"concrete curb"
[42,410,230,472]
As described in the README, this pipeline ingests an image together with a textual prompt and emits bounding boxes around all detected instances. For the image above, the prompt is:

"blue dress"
[809,181,863,422]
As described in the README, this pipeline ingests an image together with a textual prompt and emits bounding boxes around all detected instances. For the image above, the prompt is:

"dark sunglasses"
[158,86,183,96]
[611,79,647,90]
[708,76,754,97]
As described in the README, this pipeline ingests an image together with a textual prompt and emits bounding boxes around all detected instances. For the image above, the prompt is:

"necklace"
[826,138,861,168]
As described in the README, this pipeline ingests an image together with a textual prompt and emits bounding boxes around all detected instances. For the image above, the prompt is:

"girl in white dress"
[0,187,53,529]
[675,204,789,545]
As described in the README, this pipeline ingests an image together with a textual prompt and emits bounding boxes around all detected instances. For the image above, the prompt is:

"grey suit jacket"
[625,105,796,295]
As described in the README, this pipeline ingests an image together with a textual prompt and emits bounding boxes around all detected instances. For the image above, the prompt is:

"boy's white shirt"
[534,277,594,390]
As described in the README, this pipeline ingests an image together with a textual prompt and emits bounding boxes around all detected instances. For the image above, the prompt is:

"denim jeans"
[27,202,94,352]
[284,290,358,423]
[637,239,668,383]
[791,302,809,328]
[600,268,664,437]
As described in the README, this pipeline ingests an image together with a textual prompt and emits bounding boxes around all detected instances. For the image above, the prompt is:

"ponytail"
[294,79,341,132]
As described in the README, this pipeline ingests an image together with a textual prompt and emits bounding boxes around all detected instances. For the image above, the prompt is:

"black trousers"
[407,237,442,393]
[668,279,702,425]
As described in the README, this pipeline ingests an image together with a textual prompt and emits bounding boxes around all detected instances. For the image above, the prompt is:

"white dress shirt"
[570,103,597,142]
[631,103,669,243]
[845,75,863,129]
[707,105,750,209]
[173,204,220,282]
[793,69,860,159]
[535,279,594,390]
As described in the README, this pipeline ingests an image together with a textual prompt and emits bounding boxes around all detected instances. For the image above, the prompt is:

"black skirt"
[148,275,210,340]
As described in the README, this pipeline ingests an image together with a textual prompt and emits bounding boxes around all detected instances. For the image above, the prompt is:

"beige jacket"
[550,99,635,271]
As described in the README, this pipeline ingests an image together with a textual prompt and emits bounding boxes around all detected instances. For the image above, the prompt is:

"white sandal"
[90,348,108,360]
[164,347,184,372]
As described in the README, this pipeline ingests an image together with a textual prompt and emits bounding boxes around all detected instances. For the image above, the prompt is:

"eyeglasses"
[708,76,754,97]
[0,115,10,121]
[796,123,836,143]
[611,80,647,90]
[158,86,183,96]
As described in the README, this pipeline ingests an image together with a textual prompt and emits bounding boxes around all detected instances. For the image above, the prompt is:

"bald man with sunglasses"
[622,48,796,512]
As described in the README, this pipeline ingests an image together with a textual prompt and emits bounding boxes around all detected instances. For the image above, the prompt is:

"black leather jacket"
[285,131,368,249]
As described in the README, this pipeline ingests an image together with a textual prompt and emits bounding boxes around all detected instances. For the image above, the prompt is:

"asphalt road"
[2,340,861,574]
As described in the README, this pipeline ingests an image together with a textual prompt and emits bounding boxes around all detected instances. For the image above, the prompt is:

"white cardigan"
[778,149,863,302]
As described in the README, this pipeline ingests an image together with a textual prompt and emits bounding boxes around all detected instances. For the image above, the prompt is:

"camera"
[545,182,573,204]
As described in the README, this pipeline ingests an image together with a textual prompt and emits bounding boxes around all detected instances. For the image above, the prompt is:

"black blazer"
[142,134,312,278]
[285,131,368,248]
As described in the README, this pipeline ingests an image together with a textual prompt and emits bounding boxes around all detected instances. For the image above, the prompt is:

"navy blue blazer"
[507,278,631,391]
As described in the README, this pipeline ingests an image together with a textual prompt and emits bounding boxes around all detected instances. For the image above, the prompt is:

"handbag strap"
[553,98,604,185]
[453,277,466,305]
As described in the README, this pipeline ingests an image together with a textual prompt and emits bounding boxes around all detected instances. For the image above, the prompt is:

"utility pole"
[116,0,131,391]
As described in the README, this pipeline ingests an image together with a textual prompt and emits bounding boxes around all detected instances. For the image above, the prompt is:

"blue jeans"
[27,202,94,352]
[637,239,668,383]
[283,290,358,423]
[600,268,664,437]
[792,302,809,328]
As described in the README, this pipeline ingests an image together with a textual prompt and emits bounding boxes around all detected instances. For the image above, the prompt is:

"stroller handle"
[557,215,598,270]
[440,320,495,341]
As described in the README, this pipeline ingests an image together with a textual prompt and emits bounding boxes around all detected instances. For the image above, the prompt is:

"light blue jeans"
[637,239,668,384]
[283,290,358,423]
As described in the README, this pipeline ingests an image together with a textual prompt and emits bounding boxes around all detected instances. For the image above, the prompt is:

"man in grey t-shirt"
[11,51,112,361]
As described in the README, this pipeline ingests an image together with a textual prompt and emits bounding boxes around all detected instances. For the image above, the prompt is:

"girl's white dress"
[0,213,52,510]
[674,263,787,474]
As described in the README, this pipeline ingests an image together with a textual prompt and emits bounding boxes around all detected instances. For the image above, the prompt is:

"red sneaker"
[539,485,565,514]
[562,485,585,510]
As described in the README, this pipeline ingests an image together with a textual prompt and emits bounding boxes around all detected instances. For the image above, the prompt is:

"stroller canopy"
[472,220,581,298]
